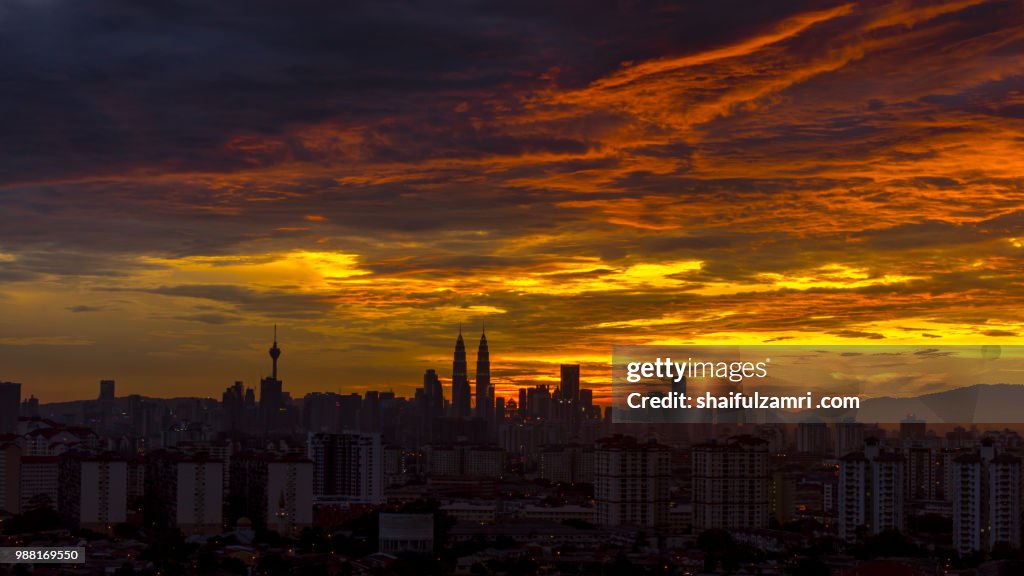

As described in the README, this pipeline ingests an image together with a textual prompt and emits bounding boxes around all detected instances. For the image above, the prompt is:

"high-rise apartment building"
[595,435,671,528]
[539,443,594,485]
[307,432,383,504]
[953,442,1021,555]
[692,435,770,530]
[146,452,224,536]
[838,438,905,542]
[59,454,129,531]
[230,453,313,536]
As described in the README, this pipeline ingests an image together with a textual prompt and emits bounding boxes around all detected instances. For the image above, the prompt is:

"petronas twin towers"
[451,327,493,421]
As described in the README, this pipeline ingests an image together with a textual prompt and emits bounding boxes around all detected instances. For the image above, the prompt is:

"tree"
[603,551,636,576]
[1001,559,1024,576]
[299,526,329,553]
[222,557,248,574]
[860,529,922,559]
[697,528,740,572]
[113,522,142,540]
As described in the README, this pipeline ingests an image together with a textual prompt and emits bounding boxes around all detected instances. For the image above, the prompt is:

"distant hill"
[856,383,1024,424]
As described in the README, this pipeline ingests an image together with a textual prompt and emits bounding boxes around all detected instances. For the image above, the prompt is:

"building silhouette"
[451,329,470,419]
[476,328,493,424]
[0,382,21,434]
[222,381,246,433]
[98,379,115,402]
[259,326,286,434]
[560,364,580,405]
[423,369,444,420]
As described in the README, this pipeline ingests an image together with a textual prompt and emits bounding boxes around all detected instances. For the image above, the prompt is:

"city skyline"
[10,325,607,404]
[2,0,1023,400]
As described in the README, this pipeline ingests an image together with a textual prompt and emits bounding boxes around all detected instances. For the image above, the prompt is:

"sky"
[0,0,1022,403]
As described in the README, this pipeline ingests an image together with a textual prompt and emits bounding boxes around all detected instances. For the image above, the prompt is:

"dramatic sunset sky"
[1,0,1022,402]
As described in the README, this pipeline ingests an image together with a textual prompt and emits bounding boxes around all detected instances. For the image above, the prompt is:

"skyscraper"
[269,324,281,380]
[475,328,493,423]
[0,382,20,434]
[423,369,444,420]
[559,364,580,405]
[98,380,115,402]
[451,329,470,419]
[222,381,245,433]
[494,397,505,423]
[259,327,285,434]
[559,364,581,425]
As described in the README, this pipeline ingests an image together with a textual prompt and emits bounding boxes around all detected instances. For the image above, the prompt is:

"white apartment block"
[953,447,1021,555]
[838,439,905,543]
[175,460,224,535]
[60,456,129,531]
[266,459,314,536]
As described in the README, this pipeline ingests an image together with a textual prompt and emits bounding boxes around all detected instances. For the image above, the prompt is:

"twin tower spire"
[452,326,492,420]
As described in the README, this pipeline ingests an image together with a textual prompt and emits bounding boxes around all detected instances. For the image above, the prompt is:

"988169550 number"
[0,547,85,564]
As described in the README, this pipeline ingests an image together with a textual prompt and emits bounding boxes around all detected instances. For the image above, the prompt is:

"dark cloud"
[0,0,821,182]
[0,250,158,279]
[980,329,1018,337]
[171,313,240,325]
[107,284,337,318]
[829,330,886,340]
